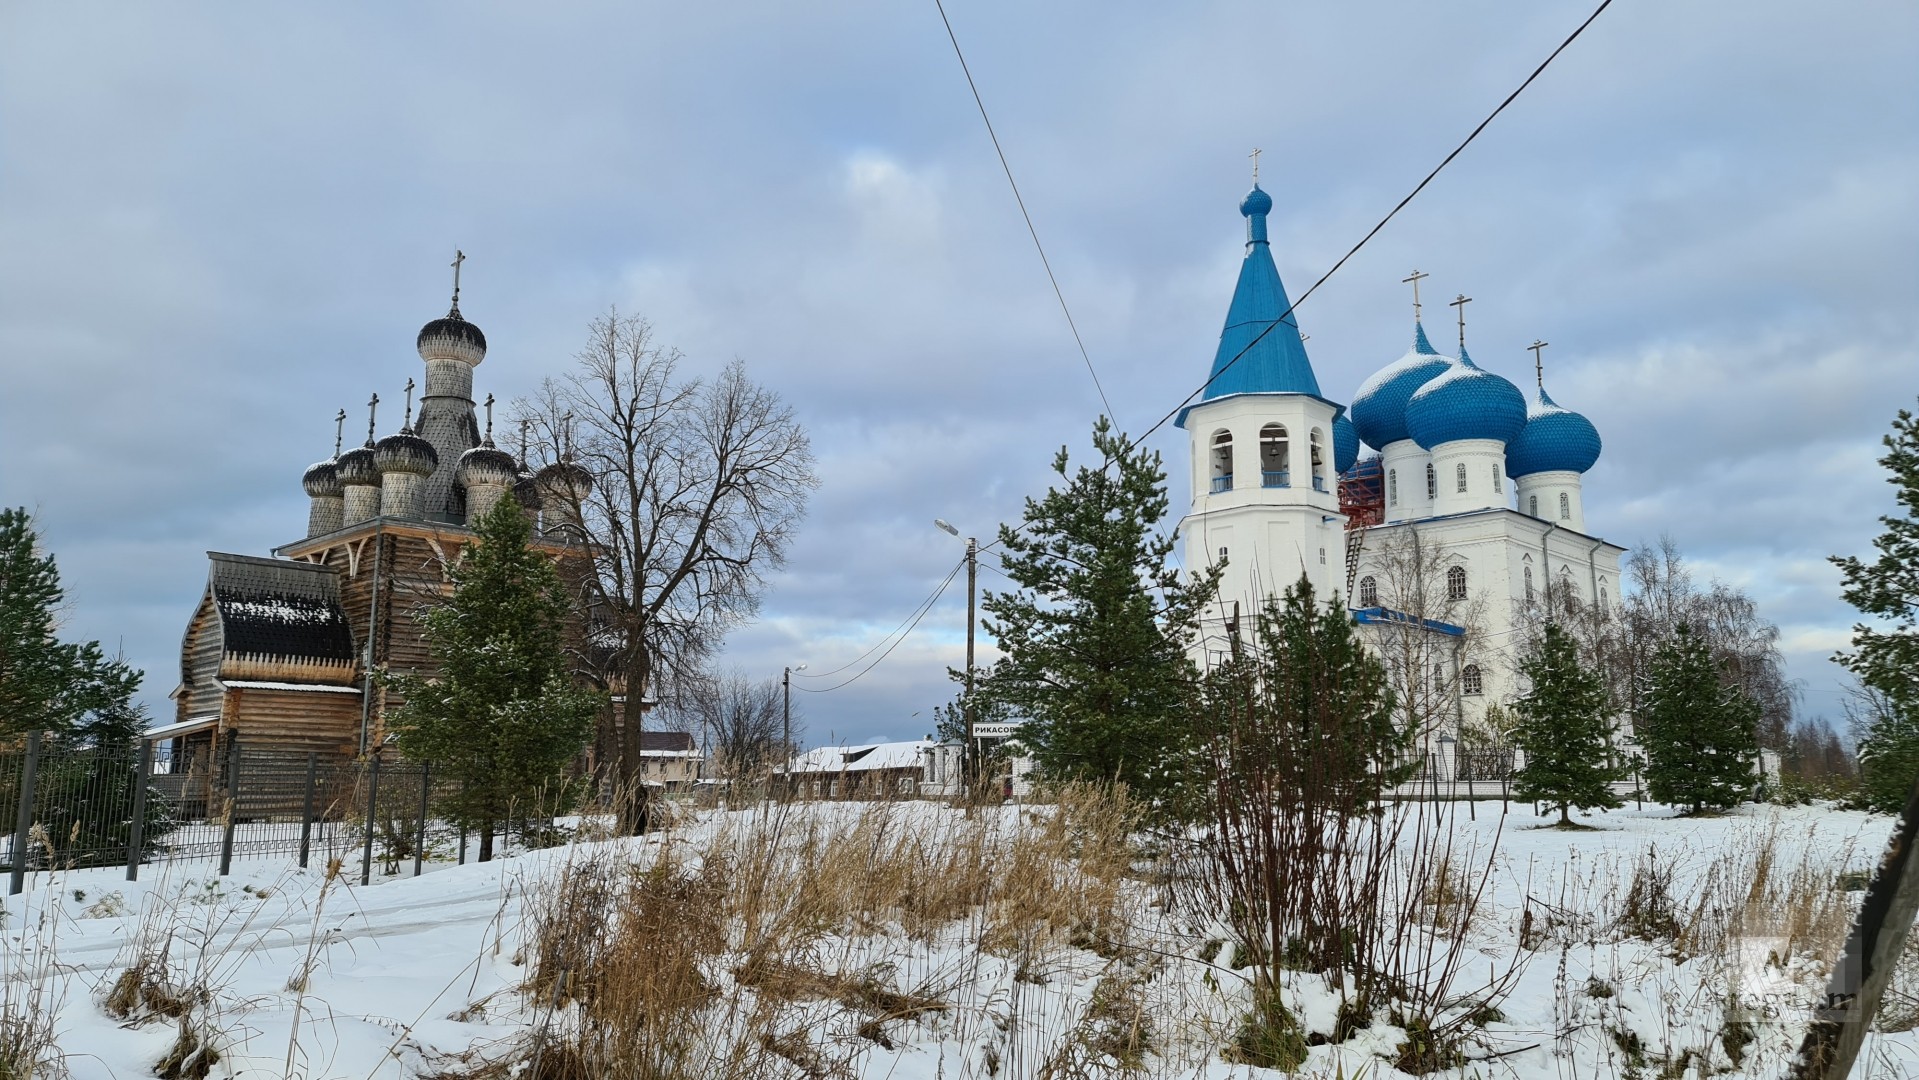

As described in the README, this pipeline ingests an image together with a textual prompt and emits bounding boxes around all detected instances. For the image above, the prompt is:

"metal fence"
[0,733,462,894]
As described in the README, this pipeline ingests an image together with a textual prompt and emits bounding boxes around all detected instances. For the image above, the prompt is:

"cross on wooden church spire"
[1449,293,1472,351]
[1402,269,1429,322]
[483,393,495,443]
[1529,339,1549,389]
[333,408,346,457]
[365,393,379,445]
[450,249,466,311]
[401,377,416,431]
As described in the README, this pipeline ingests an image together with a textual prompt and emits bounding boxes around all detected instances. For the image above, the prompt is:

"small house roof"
[785,739,934,774]
[206,552,356,663]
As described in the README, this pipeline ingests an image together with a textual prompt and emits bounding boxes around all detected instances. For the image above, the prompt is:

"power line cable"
[794,558,966,693]
[932,0,1116,422]
[792,555,966,681]
[1134,0,1614,449]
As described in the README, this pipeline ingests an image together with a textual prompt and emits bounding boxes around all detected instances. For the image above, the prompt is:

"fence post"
[9,731,43,896]
[298,752,318,870]
[218,736,240,877]
[361,753,381,887]
[126,738,153,882]
[413,763,431,878]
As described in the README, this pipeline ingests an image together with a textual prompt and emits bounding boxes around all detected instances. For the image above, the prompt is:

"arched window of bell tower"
[1209,430,1234,493]
[1259,424,1290,488]
[1309,428,1327,492]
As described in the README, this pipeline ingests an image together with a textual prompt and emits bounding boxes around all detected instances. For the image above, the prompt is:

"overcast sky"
[2,1,1914,748]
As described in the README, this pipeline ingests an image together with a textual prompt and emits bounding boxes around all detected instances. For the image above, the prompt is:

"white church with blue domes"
[1179,183,1624,739]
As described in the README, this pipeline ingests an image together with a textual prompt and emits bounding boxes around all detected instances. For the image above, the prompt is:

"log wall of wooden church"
[178,596,226,724]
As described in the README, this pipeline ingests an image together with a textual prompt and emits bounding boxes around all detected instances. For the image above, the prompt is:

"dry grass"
[458,784,1143,1078]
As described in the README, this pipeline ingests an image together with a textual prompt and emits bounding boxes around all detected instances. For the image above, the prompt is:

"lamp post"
[934,519,977,795]
[782,663,805,783]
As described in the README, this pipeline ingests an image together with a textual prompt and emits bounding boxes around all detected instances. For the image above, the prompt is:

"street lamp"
[782,663,806,779]
[935,519,978,796]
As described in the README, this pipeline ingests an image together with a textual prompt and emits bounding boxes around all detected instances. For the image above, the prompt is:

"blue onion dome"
[458,440,520,489]
[1506,387,1602,477]
[1348,322,1452,449]
[1239,185,1273,217]
[417,303,487,365]
[1405,349,1528,449]
[302,458,341,498]
[374,428,439,476]
[335,443,380,486]
[1332,413,1360,474]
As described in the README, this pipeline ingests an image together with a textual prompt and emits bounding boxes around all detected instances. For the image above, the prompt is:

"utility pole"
[963,535,978,795]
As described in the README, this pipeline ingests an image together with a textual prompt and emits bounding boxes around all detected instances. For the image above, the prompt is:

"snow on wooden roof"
[785,739,934,774]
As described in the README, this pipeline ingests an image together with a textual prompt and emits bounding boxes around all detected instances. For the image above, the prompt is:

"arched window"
[1599,580,1610,610]
[1524,565,1535,602]
[1528,495,1538,517]
[1259,424,1290,488]
[1310,429,1327,491]
[1210,430,1234,493]
[1358,575,1378,607]
[1446,564,1467,601]
[1558,492,1571,520]
[1388,469,1399,506]
[1462,664,1483,695]
[1426,463,1436,499]
[1455,462,1468,493]
[1433,664,1447,695]
[1492,464,1502,494]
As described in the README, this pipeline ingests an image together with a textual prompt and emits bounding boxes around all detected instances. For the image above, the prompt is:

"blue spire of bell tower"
[1203,184,1322,400]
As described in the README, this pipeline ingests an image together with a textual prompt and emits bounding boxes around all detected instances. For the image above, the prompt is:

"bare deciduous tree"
[520,312,817,830]
[656,669,796,782]
[1358,528,1489,766]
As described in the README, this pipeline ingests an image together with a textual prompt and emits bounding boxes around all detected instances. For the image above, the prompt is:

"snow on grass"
[0,798,1911,1079]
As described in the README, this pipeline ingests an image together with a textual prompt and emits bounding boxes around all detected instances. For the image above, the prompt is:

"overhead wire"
[932,0,1116,423]
[791,554,967,681]
[793,556,966,693]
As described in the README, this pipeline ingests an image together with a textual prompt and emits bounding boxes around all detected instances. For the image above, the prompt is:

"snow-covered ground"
[1,799,1911,1079]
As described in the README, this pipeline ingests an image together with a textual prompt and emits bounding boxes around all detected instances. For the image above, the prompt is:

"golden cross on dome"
[333,408,347,457]
[1401,270,1429,322]
[1449,293,1472,351]
[365,393,379,445]
[1529,340,1550,389]
[1248,147,1262,185]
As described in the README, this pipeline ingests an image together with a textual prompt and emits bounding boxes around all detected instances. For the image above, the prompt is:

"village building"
[782,740,934,799]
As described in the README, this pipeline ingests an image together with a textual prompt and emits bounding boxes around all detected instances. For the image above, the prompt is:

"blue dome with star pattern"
[1349,323,1452,449]
[1404,349,1527,449]
[1506,387,1601,477]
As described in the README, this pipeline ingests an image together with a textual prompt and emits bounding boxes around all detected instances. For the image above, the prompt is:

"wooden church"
[160,261,602,774]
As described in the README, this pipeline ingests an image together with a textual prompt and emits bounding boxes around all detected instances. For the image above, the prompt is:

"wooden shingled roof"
[206,552,355,663]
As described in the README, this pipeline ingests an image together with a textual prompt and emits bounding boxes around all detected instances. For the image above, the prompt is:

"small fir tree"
[972,417,1219,819]
[1639,622,1760,813]
[1831,404,1919,812]
[384,494,601,860]
[1512,622,1627,826]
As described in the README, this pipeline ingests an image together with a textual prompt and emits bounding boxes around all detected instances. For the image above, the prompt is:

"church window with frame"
[1259,423,1290,487]
[1492,464,1502,494]
[1446,564,1467,601]
[1524,565,1535,602]
[1559,492,1571,520]
[1388,469,1398,506]
[1529,495,1538,517]
[1358,575,1378,607]
[1426,463,1436,499]
[1455,462,1468,493]
[1433,664,1446,695]
[1209,429,1234,493]
[1462,664,1483,695]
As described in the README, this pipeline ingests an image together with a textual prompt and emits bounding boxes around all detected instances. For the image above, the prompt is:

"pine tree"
[1638,622,1759,814]
[973,417,1220,818]
[1512,622,1627,826]
[384,494,601,860]
[0,507,141,738]
[1831,404,1919,813]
